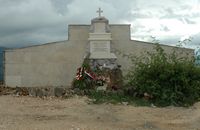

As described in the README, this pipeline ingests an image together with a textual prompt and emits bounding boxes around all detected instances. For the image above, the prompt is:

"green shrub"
[72,57,96,90]
[72,77,95,90]
[127,44,200,106]
[87,90,151,106]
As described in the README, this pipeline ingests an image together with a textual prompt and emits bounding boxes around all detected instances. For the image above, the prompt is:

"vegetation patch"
[84,90,151,106]
[72,44,200,107]
[126,44,200,107]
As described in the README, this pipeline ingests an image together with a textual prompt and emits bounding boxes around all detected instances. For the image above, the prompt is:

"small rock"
[151,103,156,108]
[96,86,107,91]
[36,89,44,98]
[122,102,128,105]
[63,90,73,98]
[28,88,37,97]
[143,121,157,129]
[54,88,65,97]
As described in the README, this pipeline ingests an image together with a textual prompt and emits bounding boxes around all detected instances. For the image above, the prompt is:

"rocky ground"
[0,95,200,130]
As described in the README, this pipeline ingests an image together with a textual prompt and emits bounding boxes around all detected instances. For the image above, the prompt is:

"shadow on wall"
[0,47,5,82]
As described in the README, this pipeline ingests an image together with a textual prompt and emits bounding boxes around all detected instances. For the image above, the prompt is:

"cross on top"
[96,8,103,17]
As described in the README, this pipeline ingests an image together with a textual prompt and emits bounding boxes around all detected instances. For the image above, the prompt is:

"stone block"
[28,88,37,96]
[36,88,44,98]
[54,88,65,97]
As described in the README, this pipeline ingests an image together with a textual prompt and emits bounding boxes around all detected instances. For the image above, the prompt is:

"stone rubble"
[0,86,72,98]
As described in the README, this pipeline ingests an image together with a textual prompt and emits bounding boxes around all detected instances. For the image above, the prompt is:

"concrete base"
[15,87,68,97]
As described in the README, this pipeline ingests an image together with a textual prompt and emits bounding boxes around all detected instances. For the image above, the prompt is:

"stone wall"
[5,25,89,87]
[109,24,194,74]
[4,24,194,87]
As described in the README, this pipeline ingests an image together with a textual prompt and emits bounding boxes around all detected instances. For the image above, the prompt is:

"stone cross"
[97,8,103,17]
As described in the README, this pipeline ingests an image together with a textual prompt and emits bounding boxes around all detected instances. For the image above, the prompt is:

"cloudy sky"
[0,0,200,49]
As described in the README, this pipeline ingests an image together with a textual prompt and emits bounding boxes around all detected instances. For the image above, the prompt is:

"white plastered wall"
[4,24,194,87]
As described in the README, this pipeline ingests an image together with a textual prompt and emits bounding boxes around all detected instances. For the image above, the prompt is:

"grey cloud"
[0,0,199,48]
[159,33,200,49]
[161,3,200,20]
[50,0,73,14]
[165,8,174,15]
[180,5,193,10]
[0,0,69,47]
[132,24,146,33]
[161,8,182,19]
[189,33,200,46]
[176,17,196,24]
[147,29,155,33]
[183,18,196,24]
[131,10,154,19]
[0,0,26,6]
[159,36,182,46]
[160,25,170,32]
[0,24,67,48]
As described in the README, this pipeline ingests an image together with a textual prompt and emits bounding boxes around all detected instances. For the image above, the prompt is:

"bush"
[127,44,200,106]
[87,90,151,106]
[72,57,96,90]
[72,77,95,90]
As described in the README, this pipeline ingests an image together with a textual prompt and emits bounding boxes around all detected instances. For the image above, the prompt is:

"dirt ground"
[0,95,199,130]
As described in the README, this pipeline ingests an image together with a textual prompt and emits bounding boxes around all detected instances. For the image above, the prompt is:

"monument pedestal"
[88,14,117,70]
